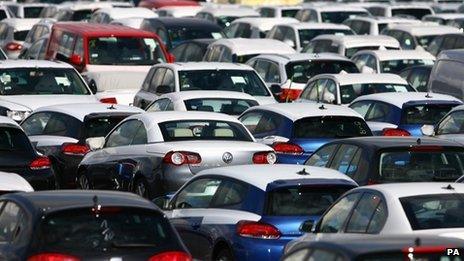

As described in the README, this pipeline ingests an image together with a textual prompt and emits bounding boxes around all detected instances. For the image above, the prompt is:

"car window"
[0,202,23,243]
[183,98,257,116]
[106,120,143,148]
[174,178,222,209]
[346,193,387,233]
[0,126,33,152]
[158,69,175,94]
[299,81,316,100]
[400,32,415,50]
[406,68,429,92]
[318,193,361,233]
[74,37,84,58]
[149,68,166,93]
[307,249,343,261]
[131,124,147,145]
[183,43,204,62]
[350,101,372,117]
[293,116,371,138]
[306,144,338,167]
[240,111,281,137]
[401,104,456,125]
[22,112,81,139]
[146,98,171,112]
[171,43,187,62]
[437,111,464,135]
[57,32,76,59]
[211,180,248,208]
[322,79,336,104]
[253,59,270,80]
[365,102,391,122]
[329,145,361,176]
[267,62,281,83]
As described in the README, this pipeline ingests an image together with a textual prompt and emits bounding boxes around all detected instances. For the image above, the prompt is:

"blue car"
[350,92,462,136]
[155,164,358,261]
[239,103,372,164]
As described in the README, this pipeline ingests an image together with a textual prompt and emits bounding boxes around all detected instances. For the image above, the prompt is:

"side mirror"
[167,53,175,63]
[70,54,83,66]
[86,137,105,151]
[269,84,282,96]
[152,195,173,210]
[361,65,375,74]
[299,219,315,233]
[421,124,435,136]
[283,39,296,49]
[261,135,289,145]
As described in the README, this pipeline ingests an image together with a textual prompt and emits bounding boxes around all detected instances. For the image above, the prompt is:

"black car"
[305,136,464,185]
[170,38,216,62]
[140,18,223,50]
[0,190,191,261]
[0,118,55,190]
[20,103,143,188]
[283,234,464,260]
[399,64,432,92]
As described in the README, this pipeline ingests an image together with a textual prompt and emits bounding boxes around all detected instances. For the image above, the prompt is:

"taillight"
[236,220,281,239]
[99,97,117,104]
[252,151,276,164]
[6,42,22,51]
[149,251,192,261]
[163,151,201,166]
[382,128,410,136]
[273,142,304,155]
[279,89,302,102]
[61,143,90,156]
[27,253,80,261]
[29,156,51,170]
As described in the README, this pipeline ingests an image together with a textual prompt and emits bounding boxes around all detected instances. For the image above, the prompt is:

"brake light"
[409,145,444,152]
[27,253,80,261]
[149,251,192,261]
[29,156,51,170]
[279,89,302,102]
[273,142,304,155]
[236,220,281,239]
[402,246,449,255]
[382,128,410,136]
[99,97,117,104]
[252,151,276,164]
[163,151,201,166]
[6,42,22,51]
[61,143,89,156]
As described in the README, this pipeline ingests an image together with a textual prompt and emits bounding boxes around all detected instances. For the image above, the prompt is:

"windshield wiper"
[111,242,157,249]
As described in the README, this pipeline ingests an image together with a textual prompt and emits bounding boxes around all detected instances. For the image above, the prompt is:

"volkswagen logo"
[222,152,233,164]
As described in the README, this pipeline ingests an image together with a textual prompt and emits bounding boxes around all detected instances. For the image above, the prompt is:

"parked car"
[421,104,464,144]
[170,38,216,62]
[306,136,464,185]
[224,17,298,39]
[78,111,276,199]
[296,73,415,105]
[21,103,143,188]
[428,49,464,101]
[20,18,54,54]
[267,22,354,51]
[158,164,357,261]
[343,16,420,36]
[427,33,464,57]
[258,5,302,18]
[6,3,49,18]
[302,35,400,58]
[447,17,464,29]
[349,92,461,136]
[0,60,97,122]
[195,6,259,28]
[239,103,372,164]
[246,53,360,102]
[0,171,34,195]
[352,50,436,74]
[18,35,48,60]
[295,5,370,24]
[156,6,203,18]
[133,62,277,109]
[109,17,145,29]
[422,13,464,24]
[0,116,55,190]
[53,2,113,22]
[203,38,295,63]
[0,18,41,59]
[145,91,258,116]
[399,64,432,92]
[89,7,157,24]
[367,4,434,19]
[0,190,191,260]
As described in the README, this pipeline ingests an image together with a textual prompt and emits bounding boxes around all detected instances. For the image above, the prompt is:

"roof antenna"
[425,92,432,98]
[297,168,310,175]
[416,138,421,145]
[442,184,455,190]
[319,104,326,110]
[107,104,116,110]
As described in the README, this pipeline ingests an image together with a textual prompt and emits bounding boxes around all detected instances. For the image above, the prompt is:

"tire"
[133,178,150,198]
[214,247,234,261]
[77,173,91,190]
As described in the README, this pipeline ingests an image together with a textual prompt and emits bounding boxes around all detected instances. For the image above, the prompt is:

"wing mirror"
[70,54,83,66]
[152,195,173,210]
[421,124,435,136]
[261,135,289,145]
[299,219,315,233]
[361,65,375,74]
[86,137,105,151]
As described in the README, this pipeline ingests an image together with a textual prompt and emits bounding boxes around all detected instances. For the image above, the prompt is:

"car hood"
[0,95,98,111]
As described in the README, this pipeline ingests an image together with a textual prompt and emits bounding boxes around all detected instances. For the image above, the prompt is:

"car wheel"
[77,173,91,190]
[134,178,150,198]
[215,247,234,261]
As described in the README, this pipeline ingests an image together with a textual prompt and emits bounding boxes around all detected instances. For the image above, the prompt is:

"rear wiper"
[111,242,157,248]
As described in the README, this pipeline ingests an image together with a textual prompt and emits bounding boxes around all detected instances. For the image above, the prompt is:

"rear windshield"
[381,59,435,74]
[401,194,464,230]
[84,115,133,139]
[281,9,299,17]
[340,83,414,104]
[183,98,258,116]
[72,10,92,21]
[285,60,359,84]
[35,207,180,254]
[321,11,370,24]
[0,127,32,152]
[24,6,44,18]
[379,149,464,182]
[401,104,457,125]
[266,186,352,216]
[391,8,432,19]
[298,29,353,48]
[159,120,253,142]
[14,30,29,41]
[293,116,371,139]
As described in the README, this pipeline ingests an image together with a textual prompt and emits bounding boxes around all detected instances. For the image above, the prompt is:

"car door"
[0,201,28,261]
[343,192,387,234]
[327,144,365,182]
[306,144,340,167]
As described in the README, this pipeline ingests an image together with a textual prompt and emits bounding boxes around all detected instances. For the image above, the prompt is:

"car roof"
[259,5,302,11]
[157,6,203,17]
[363,182,464,198]
[281,22,351,30]
[0,59,72,69]
[196,164,357,191]
[209,38,295,56]
[59,2,113,11]
[369,3,433,9]
[355,50,436,61]
[424,13,464,19]
[252,52,352,63]
[1,18,41,30]
[199,6,259,17]
[52,22,156,37]
[304,5,369,12]
[95,7,157,19]
[327,136,463,150]
[144,17,221,29]
[131,111,242,125]
[317,73,408,85]
[159,62,254,71]
[312,35,400,49]
[33,103,144,122]
[351,92,462,108]
[159,90,257,101]
[0,171,34,192]
[232,17,298,31]
[387,24,461,36]
[245,102,363,121]
[0,116,20,127]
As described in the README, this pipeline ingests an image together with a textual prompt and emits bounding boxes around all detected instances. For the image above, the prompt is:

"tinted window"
[318,193,361,233]
[404,67,431,92]
[14,30,29,41]
[24,6,44,18]
[211,180,248,207]
[106,120,142,147]
[306,144,338,167]
[84,115,133,139]
[0,202,22,242]
[391,8,432,19]
[282,9,299,18]
[320,11,369,24]
[174,178,222,209]
[329,144,361,175]
[293,116,371,138]
[240,112,281,136]
[184,98,258,116]
[340,83,414,104]
[22,112,81,139]
[346,193,387,233]
[437,111,464,135]
[285,60,359,84]
[401,104,457,125]
[168,27,222,47]
[183,43,205,62]
[0,127,32,152]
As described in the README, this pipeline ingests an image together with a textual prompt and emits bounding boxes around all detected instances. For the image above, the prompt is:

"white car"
[5,3,49,18]
[133,62,277,109]
[422,13,464,25]
[287,183,464,247]
[246,53,360,101]
[109,17,144,29]
[296,73,416,105]
[195,6,259,28]
[295,5,370,24]
[0,60,97,122]
[267,22,354,51]
[343,16,421,35]
[89,7,157,24]
[157,6,203,18]
[0,171,34,194]
[367,4,434,19]
[224,17,298,39]
[54,2,114,22]
[21,18,55,52]
[0,18,41,58]
[352,50,436,74]
[422,104,464,144]
[257,5,302,18]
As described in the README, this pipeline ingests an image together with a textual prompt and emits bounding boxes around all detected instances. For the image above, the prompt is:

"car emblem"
[222,152,233,164]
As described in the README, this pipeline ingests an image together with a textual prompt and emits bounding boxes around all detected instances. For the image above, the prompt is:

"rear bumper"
[22,169,56,190]
[276,153,311,165]
[232,236,291,261]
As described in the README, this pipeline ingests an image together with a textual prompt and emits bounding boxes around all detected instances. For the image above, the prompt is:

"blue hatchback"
[156,164,358,261]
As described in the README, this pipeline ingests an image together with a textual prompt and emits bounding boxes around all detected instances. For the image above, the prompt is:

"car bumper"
[22,169,56,190]
[232,236,291,261]
[276,153,310,165]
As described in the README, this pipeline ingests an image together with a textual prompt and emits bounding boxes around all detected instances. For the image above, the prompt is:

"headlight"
[6,110,30,122]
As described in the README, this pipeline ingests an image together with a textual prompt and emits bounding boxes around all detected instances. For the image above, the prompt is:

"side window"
[240,111,281,137]
[266,62,281,83]
[171,43,187,62]
[282,26,296,48]
[57,32,76,58]
[220,47,233,62]
[309,79,327,101]
[173,178,222,209]
[106,120,143,148]
[253,59,270,80]
[427,36,443,56]
[437,111,464,135]
[224,23,239,38]
[365,102,391,122]
[0,202,22,243]
[328,145,361,176]
[156,27,168,46]
[184,43,204,62]
[239,112,264,134]
[211,180,248,208]
[131,123,148,145]
[22,112,81,138]
[358,21,371,35]
[158,69,175,94]
[22,112,53,135]
[350,101,372,118]
[353,54,368,70]
[307,249,343,261]
[149,68,166,93]
[306,144,339,167]
[299,81,316,100]
[322,79,336,104]
[345,193,387,234]
[74,37,84,58]
[442,36,457,50]
[365,55,378,71]
[147,98,171,112]
[318,193,361,233]
[142,68,156,91]
[309,10,318,22]
[400,32,415,50]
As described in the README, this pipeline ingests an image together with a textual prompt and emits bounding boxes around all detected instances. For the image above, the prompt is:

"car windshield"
[401,104,457,125]
[183,98,258,116]
[0,127,32,152]
[401,194,464,230]
[417,35,438,48]
[178,70,270,96]
[36,207,179,254]
[321,11,369,24]
[379,149,464,182]
[381,59,435,74]
[339,83,414,104]
[298,29,353,47]
[24,6,44,18]
[84,115,134,139]
[88,37,166,65]
[169,27,222,47]
[266,186,353,216]
[391,8,432,19]
[0,68,90,95]
[293,116,371,138]
[159,120,253,142]
[285,60,359,84]
[14,30,29,41]
[282,9,299,17]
